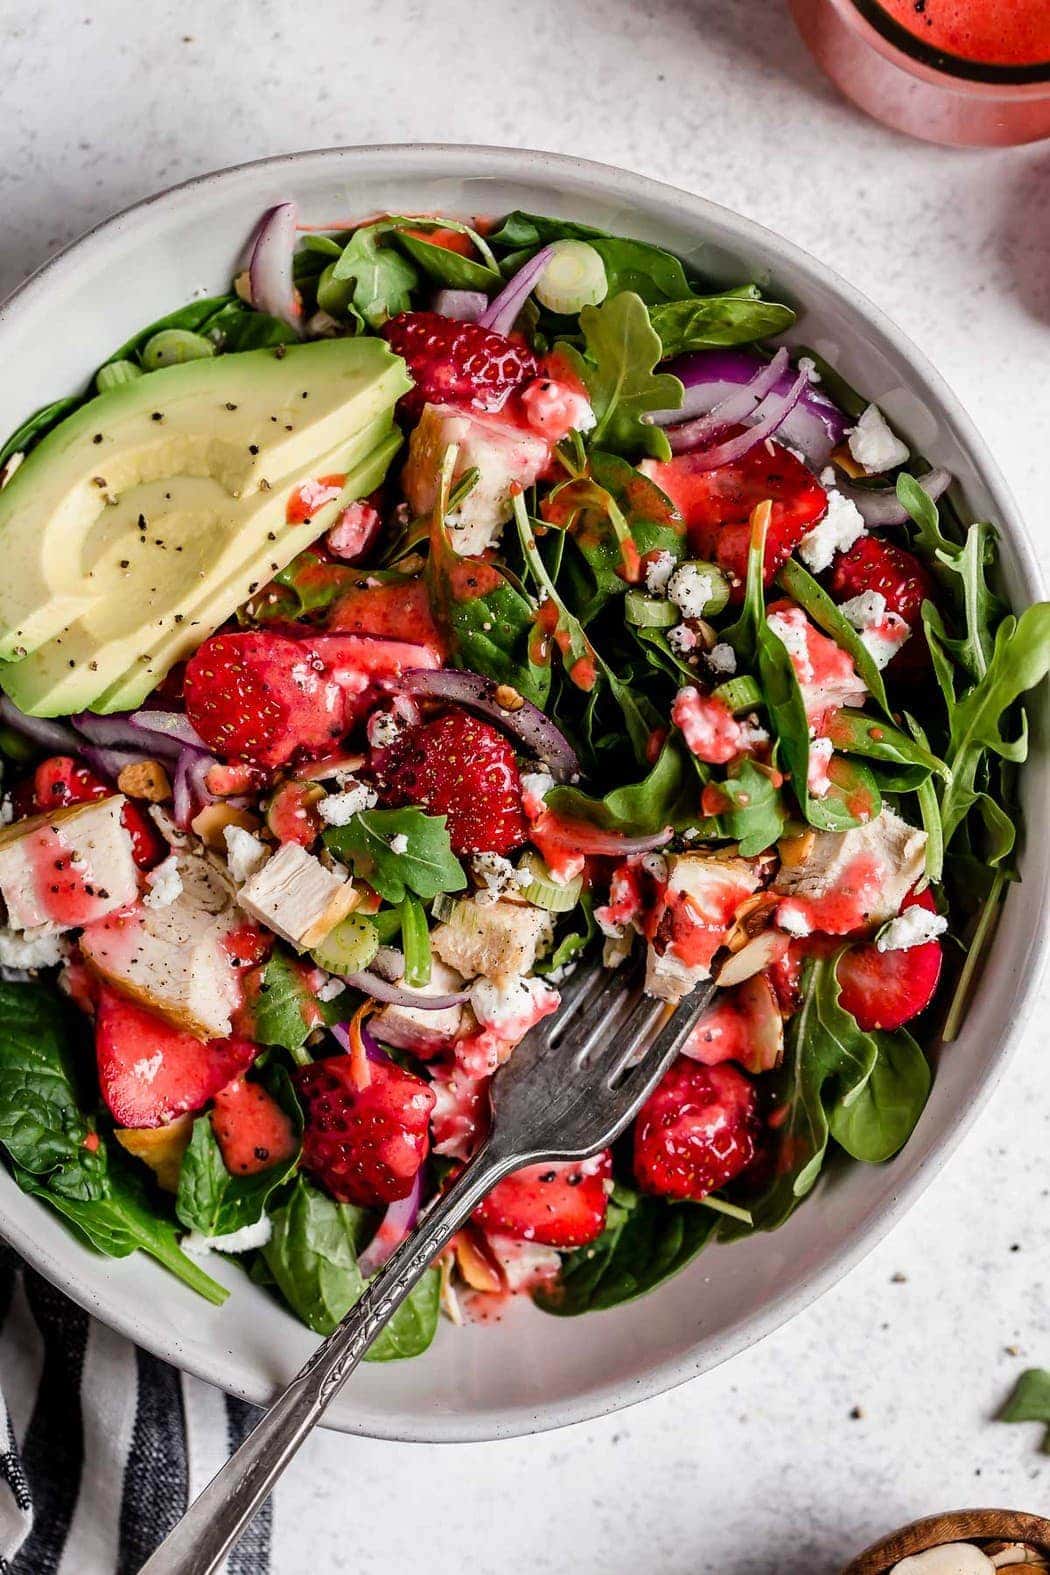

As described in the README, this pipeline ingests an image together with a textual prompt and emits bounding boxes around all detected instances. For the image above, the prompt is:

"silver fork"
[140,954,719,1575]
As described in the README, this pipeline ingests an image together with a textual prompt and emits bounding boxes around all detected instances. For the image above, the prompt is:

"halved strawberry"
[836,887,943,1031]
[28,755,163,869]
[633,1059,760,1201]
[683,975,784,1074]
[380,312,539,424]
[294,1053,435,1206]
[644,438,827,590]
[210,1077,298,1176]
[96,986,258,1128]
[327,577,446,659]
[830,536,937,676]
[371,706,527,856]
[473,1152,612,1248]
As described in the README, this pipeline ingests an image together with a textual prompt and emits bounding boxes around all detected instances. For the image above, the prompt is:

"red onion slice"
[667,367,810,465]
[357,1171,423,1278]
[388,669,580,783]
[129,710,209,752]
[79,744,150,782]
[172,745,219,829]
[432,288,489,322]
[477,245,556,336]
[343,970,469,1010]
[534,812,673,857]
[73,711,185,760]
[248,203,302,333]
[839,467,952,527]
[649,347,789,435]
[0,698,80,753]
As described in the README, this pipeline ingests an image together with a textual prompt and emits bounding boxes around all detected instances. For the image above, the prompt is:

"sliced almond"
[717,928,790,988]
[118,759,172,803]
[191,803,260,851]
[455,1230,503,1295]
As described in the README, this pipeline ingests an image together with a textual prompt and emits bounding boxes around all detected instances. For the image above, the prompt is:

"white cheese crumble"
[223,824,270,885]
[521,770,554,819]
[644,550,676,596]
[838,589,911,669]
[798,490,867,573]
[317,780,378,826]
[367,710,403,749]
[389,833,410,855]
[142,854,183,910]
[668,563,717,619]
[876,905,947,953]
[776,903,812,937]
[183,1216,274,1256]
[316,976,346,1002]
[0,925,70,971]
[469,974,556,1036]
[0,798,13,827]
[706,642,737,676]
[471,852,529,906]
[667,623,698,655]
[840,590,887,628]
[847,403,910,473]
[807,736,834,798]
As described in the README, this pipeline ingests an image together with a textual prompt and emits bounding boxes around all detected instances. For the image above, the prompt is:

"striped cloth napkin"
[0,1247,271,1575]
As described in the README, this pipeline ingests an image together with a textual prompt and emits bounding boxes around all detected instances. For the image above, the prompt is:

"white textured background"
[3,1,1049,1570]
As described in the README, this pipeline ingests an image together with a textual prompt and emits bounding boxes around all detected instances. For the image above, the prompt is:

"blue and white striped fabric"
[0,1247,271,1575]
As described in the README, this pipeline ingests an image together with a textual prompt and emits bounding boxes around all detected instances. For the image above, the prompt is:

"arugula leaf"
[824,708,949,783]
[546,735,697,834]
[649,295,795,356]
[263,1177,439,1357]
[328,223,420,327]
[776,557,892,718]
[897,477,1000,681]
[488,212,697,304]
[931,603,1050,848]
[176,1068,302,1239]
[513,495,599,691]
[536,1184,716,1315]
[325,808,466,905]
[827,1028,930,1164]
[555,293,683,460]
[997,1369,1050,1454]
[247,947,345,1055]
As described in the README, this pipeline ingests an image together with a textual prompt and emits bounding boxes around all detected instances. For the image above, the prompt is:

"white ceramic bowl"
[0,146,1045,1442]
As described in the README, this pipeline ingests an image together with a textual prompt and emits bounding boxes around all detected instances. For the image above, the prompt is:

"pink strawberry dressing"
[24,825,122,928]
[766,603,867,728]
[672,688,745,766]
[775,851,885,936]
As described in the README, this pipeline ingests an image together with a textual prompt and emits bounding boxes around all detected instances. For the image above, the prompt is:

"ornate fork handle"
[140,1142,513,1575]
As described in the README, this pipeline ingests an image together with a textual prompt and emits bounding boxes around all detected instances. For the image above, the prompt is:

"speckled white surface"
[3,1,1049,1569]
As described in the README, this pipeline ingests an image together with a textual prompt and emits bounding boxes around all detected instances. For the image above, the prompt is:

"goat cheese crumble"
[317,780,378,825]
[668,563,717,619]
[143,854,183,910]
[876,905,947,953]
[848,403,910,473]
[644,550,676,595]
[223,824,270,885]
[184,1216,275,1256]
[798,489,867,573]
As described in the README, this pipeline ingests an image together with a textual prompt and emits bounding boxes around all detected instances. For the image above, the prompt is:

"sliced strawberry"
[380,311,539,424]
[96,986,258,1128]
[830,536,937,676]
[371,706,527,856]
[473,1152,612,1248]
[294,1053,435,1206]
[29,755,163,869]
[327,577,446,659]
[210,1077,298,1176]
[683,975,784,1074]
[644,438,827,591]
[633,1059,760,1201]
[836,887,943,1031]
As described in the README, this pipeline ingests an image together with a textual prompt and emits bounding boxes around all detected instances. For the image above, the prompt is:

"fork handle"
[140,1143,511,1575]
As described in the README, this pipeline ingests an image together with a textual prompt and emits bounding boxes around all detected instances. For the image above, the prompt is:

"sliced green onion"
[399,895,431,987]
[515,851,583,912]
[96,359,144,393]
[141,328,217,371]
[310,914,379,976]
[430,892,460,923]
[534,240,608,315]
[671,560,731,618]
[697,1194,753,1225]
[712,675,763,713]
[625,590,678,629]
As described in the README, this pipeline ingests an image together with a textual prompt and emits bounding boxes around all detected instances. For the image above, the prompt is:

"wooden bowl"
[843,1510,1050,1572]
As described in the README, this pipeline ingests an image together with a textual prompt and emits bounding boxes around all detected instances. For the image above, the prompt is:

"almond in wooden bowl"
[843,1511,1050,1574]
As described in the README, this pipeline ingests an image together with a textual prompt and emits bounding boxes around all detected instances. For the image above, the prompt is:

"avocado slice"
[93,428,404,714]
[1,415,399,717]
[0,337,411,669]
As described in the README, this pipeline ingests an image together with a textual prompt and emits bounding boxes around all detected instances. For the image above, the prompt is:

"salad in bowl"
[0,196,1045,1364]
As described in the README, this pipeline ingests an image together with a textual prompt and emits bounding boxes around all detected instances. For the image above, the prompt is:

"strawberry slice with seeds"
[830,535,937,676]
[30,755,163,869]
[96,986,258,1128]
[836,887,943,1031]
[381,311,539,424]
[210,1077,298,1177]
[294,1054,435,1206]
[473,1152,612,1248]
[370,705,527,856]
[633,1059,760,1201]
[644,437,827,591]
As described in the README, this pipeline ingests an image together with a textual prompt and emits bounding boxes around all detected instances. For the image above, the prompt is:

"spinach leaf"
[0,397,82,471]
[776,556,892,718]
[193,298,299,352]
[536,1185,716,1315]
[175,1068,302,1240]
[248,947,346,1054]
[555,293,683,460]
[930,602,1050,849]
[649,295,795,356]
[488,212,698,304]
[328,223,419,327]
[997,1369,1050,1455]
[827,1028,930,1164]
[325,808,466,905]
[691,757,789,856]
[824,708,948,782]
[546,735,697,834]
[395,232,498,290]
[263,1177,439,1357]
[100,295,239,365]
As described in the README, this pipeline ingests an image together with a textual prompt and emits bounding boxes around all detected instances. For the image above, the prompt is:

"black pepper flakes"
[151,412,164,422]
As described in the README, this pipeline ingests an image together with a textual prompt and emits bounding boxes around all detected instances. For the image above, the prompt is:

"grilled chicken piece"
[235,842,358,951]
[431,898,552,979]
[0,796,138,932]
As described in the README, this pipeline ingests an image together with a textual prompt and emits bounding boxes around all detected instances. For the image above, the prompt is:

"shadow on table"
[658,0,840,105]
[998,153,1050,327]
